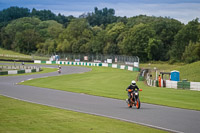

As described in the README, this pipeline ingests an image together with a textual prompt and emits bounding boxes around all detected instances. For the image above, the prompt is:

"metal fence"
[32,53,139,66]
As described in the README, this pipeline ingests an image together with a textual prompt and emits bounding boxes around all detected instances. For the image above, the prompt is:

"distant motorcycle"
[126,89,142,109]
[58,66,61,74]
[58,68,61,74]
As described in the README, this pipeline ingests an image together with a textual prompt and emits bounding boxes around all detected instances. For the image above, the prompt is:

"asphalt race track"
[0,63,200,133]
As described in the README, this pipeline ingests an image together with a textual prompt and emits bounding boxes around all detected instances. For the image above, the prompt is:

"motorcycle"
[58,68,61,74]
[126,89,142,109]
[58,65,61,74]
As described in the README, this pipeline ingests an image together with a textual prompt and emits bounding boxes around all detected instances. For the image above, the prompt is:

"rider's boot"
[126,99,129,104]
[126,98,131,104]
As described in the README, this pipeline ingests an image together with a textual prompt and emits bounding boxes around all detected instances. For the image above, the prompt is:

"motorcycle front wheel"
[136,99,140,109]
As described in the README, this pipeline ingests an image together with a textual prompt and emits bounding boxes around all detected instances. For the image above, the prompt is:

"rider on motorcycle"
[126,80,139,104]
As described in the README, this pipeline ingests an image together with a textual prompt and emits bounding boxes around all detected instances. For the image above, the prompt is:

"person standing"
[158,75,161,87]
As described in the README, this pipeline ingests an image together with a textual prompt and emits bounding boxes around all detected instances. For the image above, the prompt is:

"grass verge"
[137,81,200,110]
[0,95,166,133]
[21,67,135,99]
[21,66,200,110]
[140,61,200,82]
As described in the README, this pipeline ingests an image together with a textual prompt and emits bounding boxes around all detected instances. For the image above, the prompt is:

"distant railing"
[32,53,140,67]
[0,54,31,59]
[0,53,140,67]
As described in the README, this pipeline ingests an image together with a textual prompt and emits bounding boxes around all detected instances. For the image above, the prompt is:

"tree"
[90,29,106,54]
[0,6,30,27]
[14,29,41,53]
[31,8,56,21]
[37,39,56,54]
[170,19,200,61]
[182,42,200,63]
[152,18,183,60]
[57,18,93,53]
[120,23,156,61]
[37,20,63,39]
[86,7,117,26]
[1,17,41,53]
[103,22,125,54]
[145,38,164,60]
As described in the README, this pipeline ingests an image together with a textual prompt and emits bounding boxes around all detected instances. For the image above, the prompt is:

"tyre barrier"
[146,78,200,91]
[0,66,41,75]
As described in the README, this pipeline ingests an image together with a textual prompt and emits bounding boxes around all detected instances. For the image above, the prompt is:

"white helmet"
[131,80,136,86]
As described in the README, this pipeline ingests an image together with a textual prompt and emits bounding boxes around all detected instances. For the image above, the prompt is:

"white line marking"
[0,94,184,133]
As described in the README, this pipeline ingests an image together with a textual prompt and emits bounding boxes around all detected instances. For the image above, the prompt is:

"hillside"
[0,48,49,61]
[176,61,200,82]
[0,48,31,56]
[0,48,31,61]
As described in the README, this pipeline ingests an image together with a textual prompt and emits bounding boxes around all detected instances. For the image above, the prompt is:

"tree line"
[0,6,200,63]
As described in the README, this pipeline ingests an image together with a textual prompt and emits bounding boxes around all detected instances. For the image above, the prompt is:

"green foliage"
[86,7,117,26]
[146,38,164,60]
[152,18,183,60]
[31,8,56,21]
[1,17,41,53]
[0,6,30,27]
[0,6,200,63]
[119,23,155,61]
[170,18,200,61]
[57,19,93,53]
[103,22,125,54]
[182,42,200,63]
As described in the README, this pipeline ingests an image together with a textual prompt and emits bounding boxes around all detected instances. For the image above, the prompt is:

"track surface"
[0,63,200,133]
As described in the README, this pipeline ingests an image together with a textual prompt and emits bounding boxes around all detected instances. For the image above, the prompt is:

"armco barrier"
[17,70,25,74]
[0,71,8,75]
[146,77,200,91]
[178,80,190,89]
[34,60,140,72]
[166,80,178,89]
[25,69,32,73]
[8,70,18,75]
[0,67,41,75]
[190,82,200,91]
[31,69,36,72]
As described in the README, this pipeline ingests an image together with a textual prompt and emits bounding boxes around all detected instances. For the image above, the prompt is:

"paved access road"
[0,63,200,133]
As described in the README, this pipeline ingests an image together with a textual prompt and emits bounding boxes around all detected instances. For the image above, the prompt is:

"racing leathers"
[126,84,139,103]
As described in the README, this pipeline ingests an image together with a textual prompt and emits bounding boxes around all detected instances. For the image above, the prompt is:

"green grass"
[22,67,136,99]
[0,95,166,133]
[0,48,31,56]
[137,81,200,110]
[21,66,200,110]
[140,61,200,82]
[176,61,200,82]
[0,48,32,60]
[140,62,181,71]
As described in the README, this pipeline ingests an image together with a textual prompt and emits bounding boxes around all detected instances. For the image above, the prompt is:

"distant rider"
[58,65,61,74]
[126,80,139,104]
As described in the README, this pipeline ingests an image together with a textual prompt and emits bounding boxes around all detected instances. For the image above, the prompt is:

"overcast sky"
[1,0,200,24]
